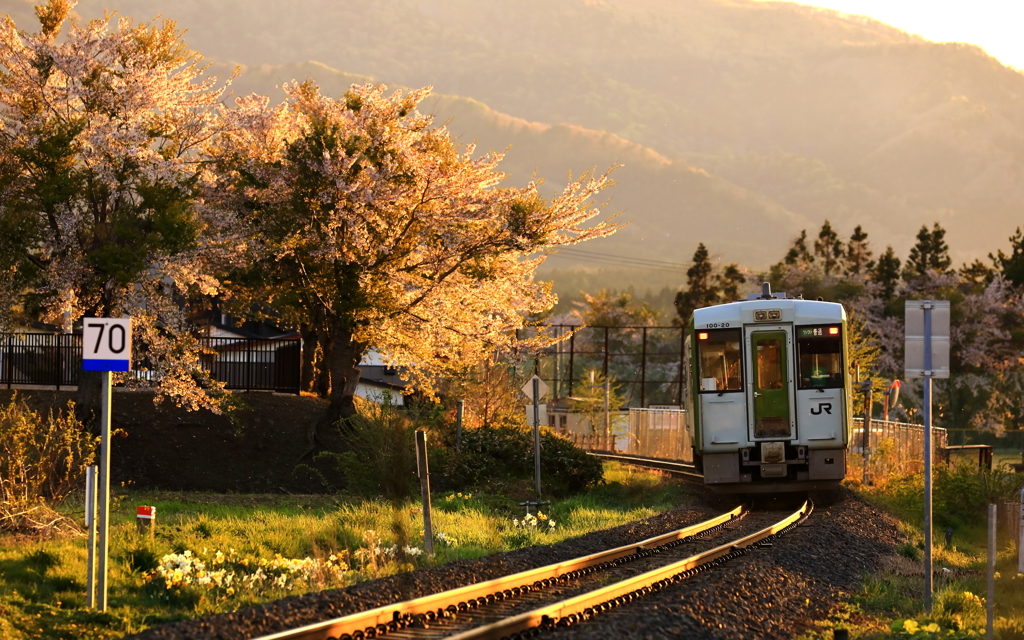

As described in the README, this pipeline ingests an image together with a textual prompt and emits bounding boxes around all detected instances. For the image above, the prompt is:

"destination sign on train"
[798,326,840,338]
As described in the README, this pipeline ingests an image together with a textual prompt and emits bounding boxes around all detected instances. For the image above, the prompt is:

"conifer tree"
[674,243,718,322]
[782,230,814,266]
[904,223,952,279]
[717,263,746,302]
[813,220,843,275]
[960,259,995,287]
[843,225,873,276]
[990,227,1024,288]
[872,245,902,299]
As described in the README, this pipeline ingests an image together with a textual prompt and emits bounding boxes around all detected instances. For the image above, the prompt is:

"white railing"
[623,407,691,462]
[851,418,947,475]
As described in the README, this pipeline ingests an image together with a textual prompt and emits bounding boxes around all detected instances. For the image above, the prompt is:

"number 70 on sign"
[82,318,132,372]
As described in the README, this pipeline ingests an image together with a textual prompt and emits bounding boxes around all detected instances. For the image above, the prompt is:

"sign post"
[415,430,433,557]
[905,300,949,613]
[522,375,548,497]
[83,317,131,612]
[85,465,97,608]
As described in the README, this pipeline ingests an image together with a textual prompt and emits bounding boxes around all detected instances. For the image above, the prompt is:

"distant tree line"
[672,220,1024,432]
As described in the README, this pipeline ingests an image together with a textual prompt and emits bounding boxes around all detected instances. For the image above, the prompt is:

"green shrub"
[934,462,1024,529]
[436,425,603,496]
[0,394,96,535]
[314,393,419,499]
[539,431,605,493]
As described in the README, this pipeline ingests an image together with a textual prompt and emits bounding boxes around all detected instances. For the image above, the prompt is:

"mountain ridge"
[9,0,1024,268]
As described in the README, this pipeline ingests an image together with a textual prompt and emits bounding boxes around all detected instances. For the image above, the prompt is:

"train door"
[747,329,795,440]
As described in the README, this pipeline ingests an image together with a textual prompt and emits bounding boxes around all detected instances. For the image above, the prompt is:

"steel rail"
[445,500,811,640]
[590,452,704,481]
[251,505,744,640]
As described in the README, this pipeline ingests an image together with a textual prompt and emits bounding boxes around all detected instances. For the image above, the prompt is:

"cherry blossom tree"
[0,0,233,416]
[209,82,617,426]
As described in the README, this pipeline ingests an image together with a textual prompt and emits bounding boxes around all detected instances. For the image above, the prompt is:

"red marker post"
[136,506,156,537]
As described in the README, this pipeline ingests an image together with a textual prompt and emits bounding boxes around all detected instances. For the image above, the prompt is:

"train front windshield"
[697,329,743,392]
[797,325,844,389]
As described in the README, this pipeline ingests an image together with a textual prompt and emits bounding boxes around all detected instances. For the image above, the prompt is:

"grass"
[0,462,692,639]
[800,458,1024,640]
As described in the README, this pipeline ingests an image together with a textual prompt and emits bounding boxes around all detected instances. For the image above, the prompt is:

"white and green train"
[682,283,851,493]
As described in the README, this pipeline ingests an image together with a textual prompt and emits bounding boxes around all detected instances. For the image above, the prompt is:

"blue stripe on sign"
[83,359,131,372]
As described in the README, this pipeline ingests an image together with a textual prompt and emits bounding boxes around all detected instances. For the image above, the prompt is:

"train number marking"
[704,322,730,328]
[810,402,833,415]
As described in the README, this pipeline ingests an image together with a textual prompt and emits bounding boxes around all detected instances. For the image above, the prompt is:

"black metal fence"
[523,325,685,408]
[0,334,301,393]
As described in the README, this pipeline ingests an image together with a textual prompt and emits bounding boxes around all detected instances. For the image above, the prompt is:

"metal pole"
[923,302,934,613]
[456,400,464,452]
[415,430,434,556]
[55,334,61,391]
[603,327,609,378]
[97,370,112,612]
[568,331,575,399]
[987,504,995,640]
[1019,488,1024,576]
[603,378,610,450]
[554,326,561,400]
[85,465,97,608]
[640,327,647,408]
[677,327,685,405]
[533,377,541,497]
[863,383,872,485]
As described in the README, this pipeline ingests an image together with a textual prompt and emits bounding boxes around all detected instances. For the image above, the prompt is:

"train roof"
[691,297,846,327]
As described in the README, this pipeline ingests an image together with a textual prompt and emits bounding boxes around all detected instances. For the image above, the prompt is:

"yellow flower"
[903,620,920,634]
[226,587,235,595]
[922,623,940,633]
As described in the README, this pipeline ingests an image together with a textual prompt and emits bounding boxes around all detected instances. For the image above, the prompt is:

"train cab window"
[697,329,742,392]
[797,325,844,389]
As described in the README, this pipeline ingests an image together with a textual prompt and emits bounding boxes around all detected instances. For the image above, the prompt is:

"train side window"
[797,325,844,389]
[697,329,742,392]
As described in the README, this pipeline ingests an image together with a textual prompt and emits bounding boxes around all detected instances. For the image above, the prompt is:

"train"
[682,283,851,493]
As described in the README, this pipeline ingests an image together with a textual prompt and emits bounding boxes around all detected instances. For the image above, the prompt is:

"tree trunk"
[299,321,317,394]
[298,319,364,463]
[314,322,331,398]
[75,369,104,434]
[324,323,364,428]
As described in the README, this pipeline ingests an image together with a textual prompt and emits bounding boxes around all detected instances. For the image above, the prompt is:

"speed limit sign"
[82,318,132,372]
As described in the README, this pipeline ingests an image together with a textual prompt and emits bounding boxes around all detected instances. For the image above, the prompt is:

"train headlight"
[698,332,709,340]
[828,326,840,335]
[754,309,782,322]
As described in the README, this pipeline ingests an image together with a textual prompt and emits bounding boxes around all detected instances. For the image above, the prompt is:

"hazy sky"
[780,0,1024,70]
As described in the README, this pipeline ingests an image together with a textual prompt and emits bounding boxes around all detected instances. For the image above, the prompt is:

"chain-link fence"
[523,325,684,408]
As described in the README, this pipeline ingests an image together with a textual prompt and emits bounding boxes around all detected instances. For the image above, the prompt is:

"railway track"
[587,452,703,482]
[254,502,810,640]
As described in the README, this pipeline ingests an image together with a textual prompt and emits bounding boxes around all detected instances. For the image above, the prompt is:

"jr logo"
[811,402,833,415]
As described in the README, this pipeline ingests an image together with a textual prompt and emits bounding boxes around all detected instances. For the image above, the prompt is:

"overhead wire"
[544,247,690,273]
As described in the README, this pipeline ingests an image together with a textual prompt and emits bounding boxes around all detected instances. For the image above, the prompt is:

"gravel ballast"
[126,488,906,640]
